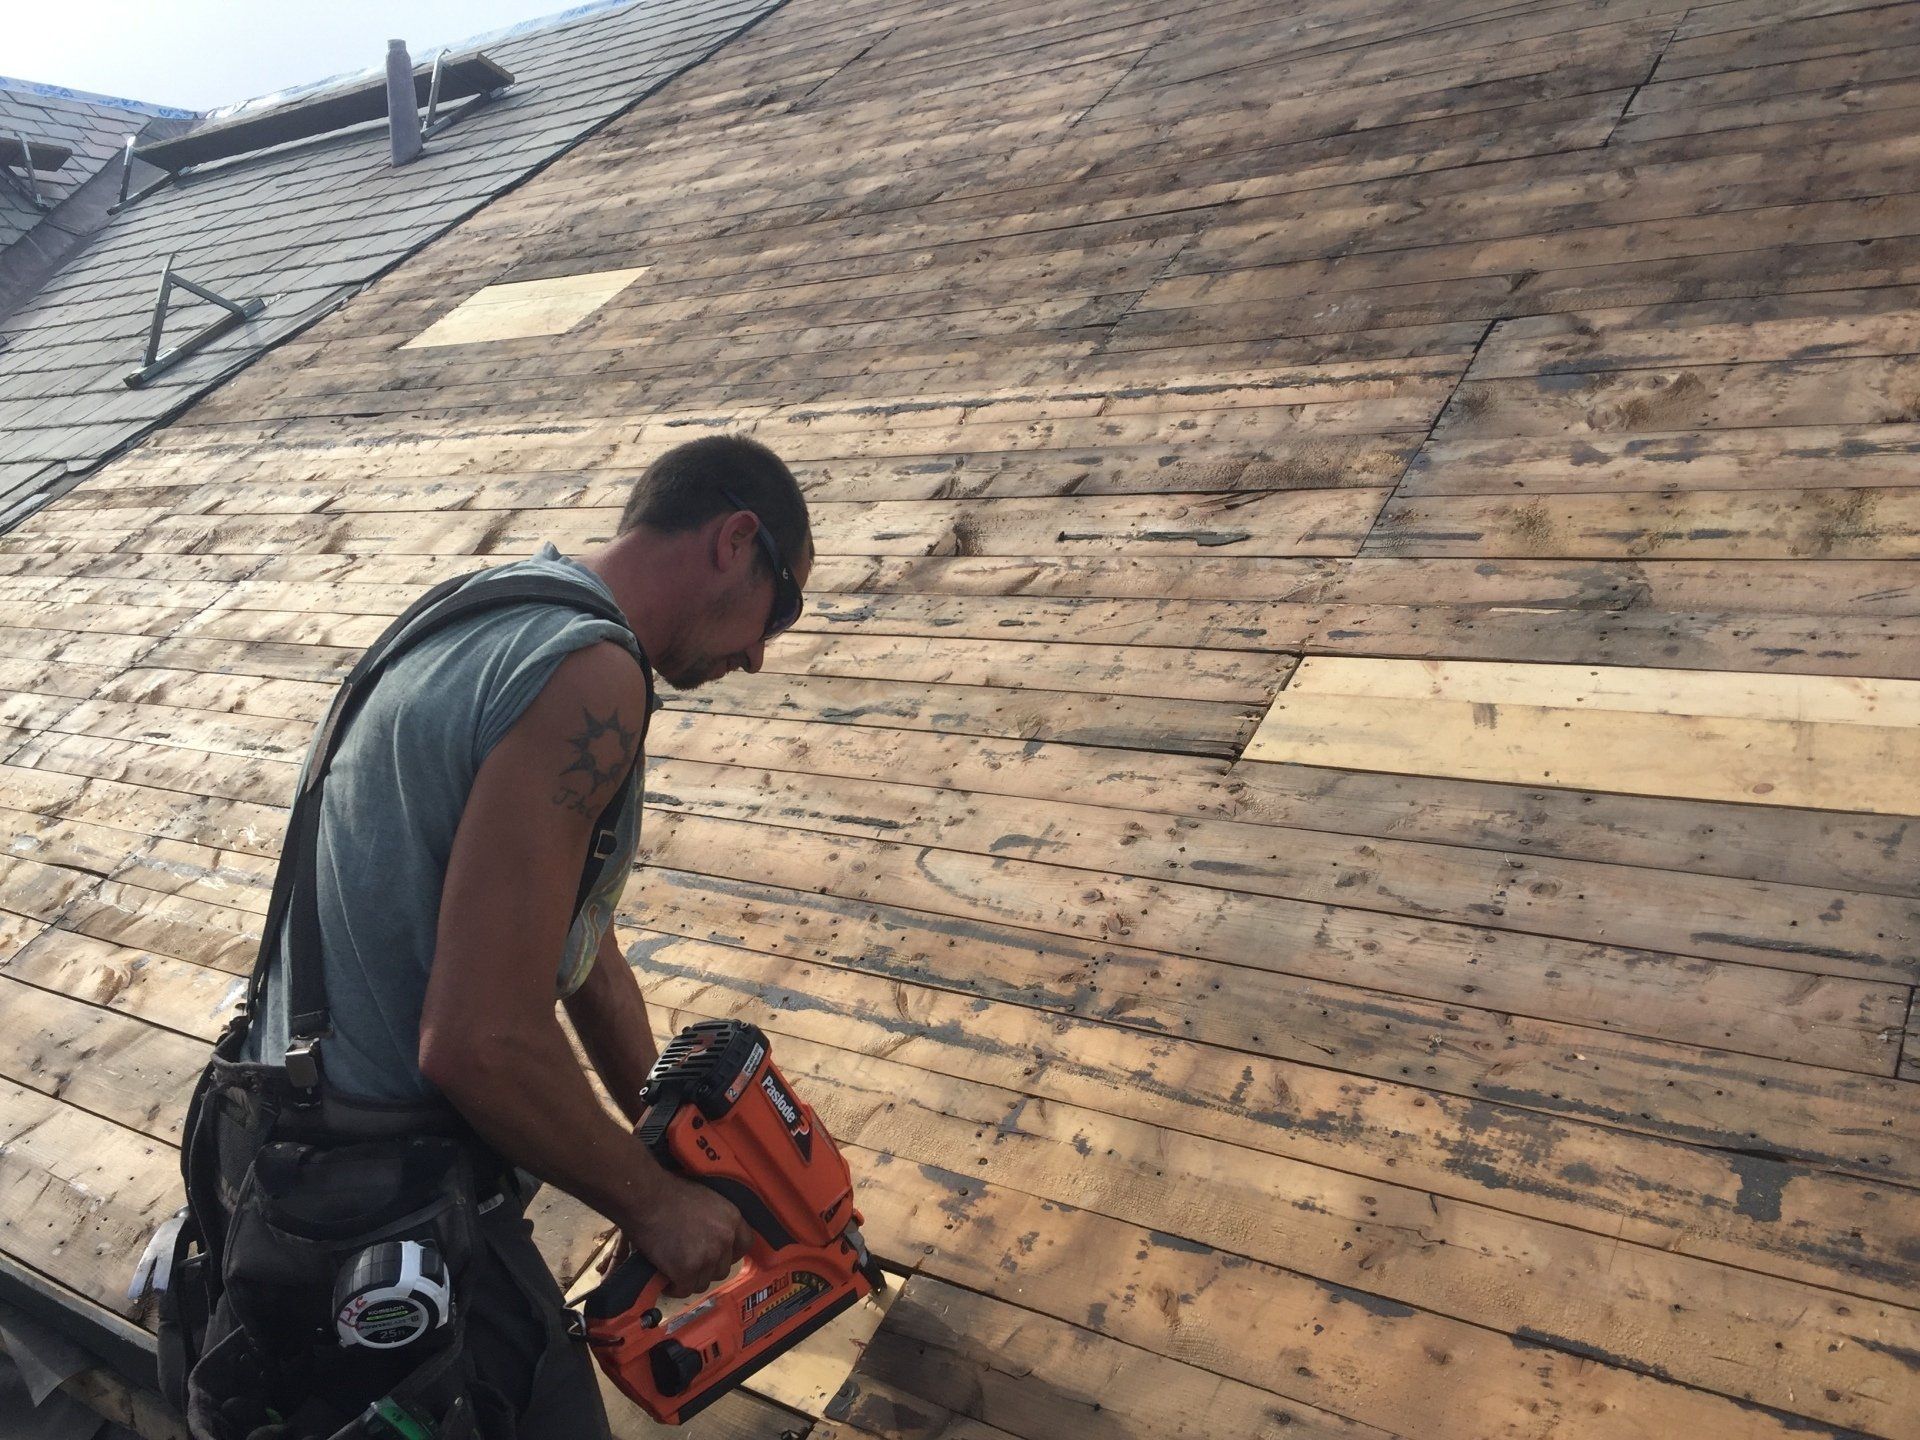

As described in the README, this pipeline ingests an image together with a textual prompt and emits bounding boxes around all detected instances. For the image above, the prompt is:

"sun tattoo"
[553,706,638,815]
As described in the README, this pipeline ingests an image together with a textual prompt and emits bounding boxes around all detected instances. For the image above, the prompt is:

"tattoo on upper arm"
[552,707,639,816]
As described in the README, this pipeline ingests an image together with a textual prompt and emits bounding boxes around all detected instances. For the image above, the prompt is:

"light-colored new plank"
[1286,655,1920,727]
[1246,657,1920,816]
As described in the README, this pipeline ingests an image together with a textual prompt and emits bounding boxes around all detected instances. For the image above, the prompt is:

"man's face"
[660,539,811,691]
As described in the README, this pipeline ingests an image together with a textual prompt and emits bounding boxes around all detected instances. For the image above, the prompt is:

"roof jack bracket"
[123,252,267,388]
[116,136,137,204]
[111,135,173,213]
[423,51,448,134]
[6,132,48,209]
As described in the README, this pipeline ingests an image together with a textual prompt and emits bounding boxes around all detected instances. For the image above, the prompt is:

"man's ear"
[712,509,757,574]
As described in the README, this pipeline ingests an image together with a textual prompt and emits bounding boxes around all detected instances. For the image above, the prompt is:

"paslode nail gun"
[580,1020,884,1424]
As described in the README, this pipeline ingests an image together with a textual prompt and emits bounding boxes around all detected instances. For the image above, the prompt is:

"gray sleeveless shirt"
[244,543,650,1103]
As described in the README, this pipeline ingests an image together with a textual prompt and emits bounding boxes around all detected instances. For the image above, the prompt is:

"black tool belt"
[161,1021,497,1439]
[156,567,652,1440]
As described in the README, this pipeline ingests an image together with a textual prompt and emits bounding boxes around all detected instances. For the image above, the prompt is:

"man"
[234,434,813,1435]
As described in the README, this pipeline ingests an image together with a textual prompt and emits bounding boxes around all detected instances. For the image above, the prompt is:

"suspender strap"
[249,569,654,1078]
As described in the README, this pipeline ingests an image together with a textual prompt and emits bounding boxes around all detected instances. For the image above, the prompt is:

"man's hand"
[620,1175,754,1298]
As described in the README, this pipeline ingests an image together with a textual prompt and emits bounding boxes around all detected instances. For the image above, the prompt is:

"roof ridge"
[1,0,637,127]
[202,0,643,123]
[0,74,197,119]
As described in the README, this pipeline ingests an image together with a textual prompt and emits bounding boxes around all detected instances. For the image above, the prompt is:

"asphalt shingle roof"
[0,0,781,523]
[0,80,187,251]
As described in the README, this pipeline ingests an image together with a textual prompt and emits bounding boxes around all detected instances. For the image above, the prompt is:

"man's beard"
[662,656,726,690]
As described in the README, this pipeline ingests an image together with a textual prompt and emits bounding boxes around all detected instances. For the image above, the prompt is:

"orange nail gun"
[580,1020,884,1424]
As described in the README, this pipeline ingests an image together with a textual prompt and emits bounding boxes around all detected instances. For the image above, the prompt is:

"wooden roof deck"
[3,0,1920,1434]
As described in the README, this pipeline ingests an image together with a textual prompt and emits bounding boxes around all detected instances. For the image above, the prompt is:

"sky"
[8,0,590,112]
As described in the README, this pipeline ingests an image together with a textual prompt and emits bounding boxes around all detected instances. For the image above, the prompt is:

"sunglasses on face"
[721,488,804,641]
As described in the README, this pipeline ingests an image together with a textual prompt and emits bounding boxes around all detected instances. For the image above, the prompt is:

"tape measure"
[333,1239,453,1349]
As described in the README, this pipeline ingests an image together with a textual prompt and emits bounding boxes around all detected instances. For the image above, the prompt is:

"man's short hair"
[617,436,810,569]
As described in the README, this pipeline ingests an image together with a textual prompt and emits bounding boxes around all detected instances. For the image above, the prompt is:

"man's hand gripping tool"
[581,1020,885,1424]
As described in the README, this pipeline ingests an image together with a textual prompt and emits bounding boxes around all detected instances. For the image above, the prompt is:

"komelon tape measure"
[333,1239,453,1349]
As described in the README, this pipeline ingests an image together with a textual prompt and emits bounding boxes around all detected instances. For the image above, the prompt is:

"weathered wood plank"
[1437,357,1920,440]
[0,909,47,964]
[807,553,1920,616]
[635,935,1920,1302]
[830,1277,1393,1440]
[1467,286,1920,379]
[1616,69,1920,146]
[56,881,261,975]
[650,711,1920,896]
[7,732,297,809]
[0,975,203,1142]
[0,1079,179,1317]
[3,927,245,1042]
[847,1154,1868,1440]
[666,672,1265,757]
[758,633,1294,702]
[639,857,1914,1168]
[643,754,1920,1029]
[1397,426,1920,498]
[0,853,100,924]
[1126,193,1920,339]
[642,964,1920,1434]
[1659,0,1913,76]
[1366,487,1920,561]
[1300,602,1920,680]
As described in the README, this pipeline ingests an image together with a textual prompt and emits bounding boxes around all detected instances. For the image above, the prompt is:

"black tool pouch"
[185,1320,482,1440]
[162,1017,494,1435]
[179,1131,484,1438]
[222,1135,478,1357]
[159,1019,256,1412]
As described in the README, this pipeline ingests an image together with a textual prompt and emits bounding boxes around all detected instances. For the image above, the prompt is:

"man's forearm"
[423,1010,665,1230]
[564,932,660,1123]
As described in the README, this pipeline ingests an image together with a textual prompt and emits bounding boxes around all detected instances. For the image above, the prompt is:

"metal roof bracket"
[4,131,49,209]
[116,136,137,204]
[424,52,447,131]
[123,253,267,388]
[110,133,178,213]
[110,171,175,212]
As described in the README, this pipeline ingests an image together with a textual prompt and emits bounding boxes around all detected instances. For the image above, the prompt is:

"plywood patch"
[401,268,649,349]
[1243,657,1920,815]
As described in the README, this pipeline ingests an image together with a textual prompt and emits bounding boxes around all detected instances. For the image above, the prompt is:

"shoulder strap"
[250,568,653,1089]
